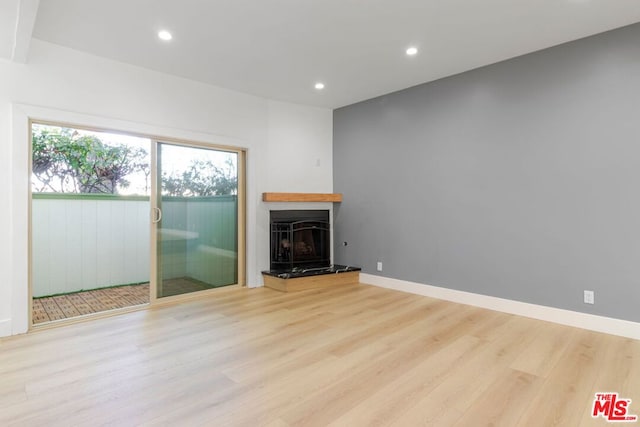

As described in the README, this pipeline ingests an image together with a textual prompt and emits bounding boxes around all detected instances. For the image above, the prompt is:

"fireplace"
[262,205,360,289]
[269,210,330,271]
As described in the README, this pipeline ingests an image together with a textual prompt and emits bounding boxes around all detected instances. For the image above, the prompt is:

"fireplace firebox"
[269,210,330,271]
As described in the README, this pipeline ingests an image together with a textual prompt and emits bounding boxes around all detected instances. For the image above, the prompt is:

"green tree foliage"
[32,126,237,196]
[161,158,237,197]
[32,126,148,194]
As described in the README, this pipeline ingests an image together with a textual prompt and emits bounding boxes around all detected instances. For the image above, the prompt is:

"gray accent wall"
[333,23,640,322]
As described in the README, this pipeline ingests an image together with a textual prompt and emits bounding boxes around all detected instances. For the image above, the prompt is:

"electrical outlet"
[584,290,595,305]
[376,261,383,272]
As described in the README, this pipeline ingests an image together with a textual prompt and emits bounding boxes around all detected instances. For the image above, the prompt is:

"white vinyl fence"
[31,194,238,298]
[32,195,150,297]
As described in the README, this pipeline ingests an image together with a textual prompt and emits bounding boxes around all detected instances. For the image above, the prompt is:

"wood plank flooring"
[2,283,639,426]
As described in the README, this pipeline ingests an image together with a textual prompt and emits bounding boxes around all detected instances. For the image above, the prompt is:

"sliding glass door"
[30,121,245,326]
[153,142,241,299]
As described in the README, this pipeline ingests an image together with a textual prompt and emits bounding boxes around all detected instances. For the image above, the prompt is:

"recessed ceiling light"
[314,82,325,90]
[158,30,173,41]
[406,47,418,56]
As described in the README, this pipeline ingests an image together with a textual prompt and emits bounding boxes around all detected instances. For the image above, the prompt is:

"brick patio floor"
[32,278,217,324]
[33,283,150,325]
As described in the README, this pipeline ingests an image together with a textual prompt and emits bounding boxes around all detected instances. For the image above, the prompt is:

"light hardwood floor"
[1,283,639,426]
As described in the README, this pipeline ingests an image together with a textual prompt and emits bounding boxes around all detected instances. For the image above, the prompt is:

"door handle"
[152,207,162,224]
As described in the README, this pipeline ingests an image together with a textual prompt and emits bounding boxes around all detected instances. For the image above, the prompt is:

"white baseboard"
[0,319,12,338]
[360,273,640,341]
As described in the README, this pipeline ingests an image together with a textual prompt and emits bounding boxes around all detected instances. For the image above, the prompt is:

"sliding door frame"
[28,119,247,328]
[149,137,246,305]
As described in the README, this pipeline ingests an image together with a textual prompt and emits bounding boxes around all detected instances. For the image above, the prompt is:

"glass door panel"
[155,142,238,298]
[30,122,152,325]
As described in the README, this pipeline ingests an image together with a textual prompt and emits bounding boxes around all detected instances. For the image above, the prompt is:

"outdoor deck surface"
[33,284,150,324]
[32,278,215,325]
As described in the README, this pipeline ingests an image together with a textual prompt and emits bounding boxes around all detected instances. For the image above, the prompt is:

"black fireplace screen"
[270,210,330,271]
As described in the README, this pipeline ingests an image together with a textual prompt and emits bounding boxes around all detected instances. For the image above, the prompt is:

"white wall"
[0,39,333,336]
[265,100,333,193]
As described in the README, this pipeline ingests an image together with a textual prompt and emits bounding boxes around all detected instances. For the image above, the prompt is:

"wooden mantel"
[262,192,342,203]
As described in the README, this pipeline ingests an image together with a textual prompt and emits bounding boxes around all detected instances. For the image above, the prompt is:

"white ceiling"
[8,0,640,108]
